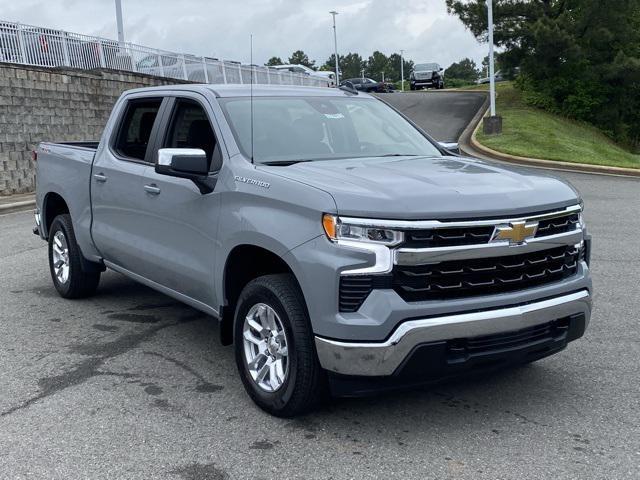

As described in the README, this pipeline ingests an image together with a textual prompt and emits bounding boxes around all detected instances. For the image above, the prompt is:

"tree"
[366,51,390,82]
[445,58,479,82]
[321,53,365,80]
[388,53,414,83]
[447,0,640,149]
[265,56,283,66]
[288,50,315,69]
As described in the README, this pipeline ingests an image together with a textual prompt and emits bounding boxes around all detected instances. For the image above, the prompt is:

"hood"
[259,156,579,220]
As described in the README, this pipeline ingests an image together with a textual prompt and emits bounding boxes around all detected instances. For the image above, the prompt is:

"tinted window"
[164,99,220,171]
[114,98,162,161]
[414,63,439,71]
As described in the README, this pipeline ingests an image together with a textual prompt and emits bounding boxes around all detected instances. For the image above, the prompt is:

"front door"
[138,95,224,307]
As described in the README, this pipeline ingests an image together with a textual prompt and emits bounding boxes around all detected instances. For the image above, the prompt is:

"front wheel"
[234,274,326,417]
[48,214,100,298]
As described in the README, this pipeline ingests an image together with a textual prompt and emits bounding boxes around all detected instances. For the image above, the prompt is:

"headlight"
[322,214,403,246]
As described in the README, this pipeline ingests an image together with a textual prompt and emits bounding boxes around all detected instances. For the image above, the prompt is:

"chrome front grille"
[414,71,433,80]
[337,206,585,312]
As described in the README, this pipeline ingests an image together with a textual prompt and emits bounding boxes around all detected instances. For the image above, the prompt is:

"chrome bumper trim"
[395,229,583,265]
[315,290,591,376]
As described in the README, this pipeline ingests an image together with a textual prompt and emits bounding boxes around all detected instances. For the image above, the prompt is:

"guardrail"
[0,20,329,87]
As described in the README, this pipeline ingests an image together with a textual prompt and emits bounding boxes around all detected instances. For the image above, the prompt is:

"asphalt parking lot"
[1,92,639,479]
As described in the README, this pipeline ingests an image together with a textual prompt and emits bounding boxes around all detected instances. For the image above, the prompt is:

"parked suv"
[34,84,592,417]
[410,62,444,90]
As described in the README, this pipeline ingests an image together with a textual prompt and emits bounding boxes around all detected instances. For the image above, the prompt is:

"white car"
[270,64,336,86]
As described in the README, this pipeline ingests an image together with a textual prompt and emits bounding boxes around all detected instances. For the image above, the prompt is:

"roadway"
[0,91,638,479]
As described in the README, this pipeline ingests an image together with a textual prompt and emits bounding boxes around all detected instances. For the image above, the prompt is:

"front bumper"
[315,289,591,377]
[411,80,436,87]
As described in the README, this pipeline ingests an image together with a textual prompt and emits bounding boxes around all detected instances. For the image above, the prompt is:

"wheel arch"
[219,244,304,346]
[42,191,70,238]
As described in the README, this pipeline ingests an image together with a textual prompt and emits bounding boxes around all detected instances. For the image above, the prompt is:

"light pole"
[115,0,125,45]
[488,0,495,116]
[330,11,339,85]
[400,49,405,92]
[483,0,502,134]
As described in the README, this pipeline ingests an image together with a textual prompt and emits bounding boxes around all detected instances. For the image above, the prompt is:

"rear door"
[91,95,167,274]
[137,93,224,307]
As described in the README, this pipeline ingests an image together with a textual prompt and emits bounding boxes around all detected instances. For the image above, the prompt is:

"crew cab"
[34,84,592,417]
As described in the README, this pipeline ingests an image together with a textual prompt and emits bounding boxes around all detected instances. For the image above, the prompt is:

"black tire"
[234,274,326,417]
[48,214,100,299]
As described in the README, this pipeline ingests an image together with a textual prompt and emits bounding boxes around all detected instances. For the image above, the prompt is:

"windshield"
[414,63,439,71]
[219,96,442,163]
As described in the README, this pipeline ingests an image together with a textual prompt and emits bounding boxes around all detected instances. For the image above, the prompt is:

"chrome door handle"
[93,173,107,183]
[144,184,161,195]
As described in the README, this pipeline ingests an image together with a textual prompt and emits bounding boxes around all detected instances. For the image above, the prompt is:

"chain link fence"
[0,20,329,87]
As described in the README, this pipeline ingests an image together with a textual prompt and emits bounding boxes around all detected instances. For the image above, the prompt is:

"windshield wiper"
[261,159,317,166]
[376,153,420,157]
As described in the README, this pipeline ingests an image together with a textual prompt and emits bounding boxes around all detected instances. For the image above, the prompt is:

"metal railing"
[0,20,330,87]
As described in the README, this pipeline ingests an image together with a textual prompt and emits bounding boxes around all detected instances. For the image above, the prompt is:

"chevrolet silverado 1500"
[34,84,592,416]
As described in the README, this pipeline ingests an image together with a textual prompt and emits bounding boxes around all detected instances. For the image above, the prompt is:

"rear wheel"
[48,214,100,299]
[234,274,326,417]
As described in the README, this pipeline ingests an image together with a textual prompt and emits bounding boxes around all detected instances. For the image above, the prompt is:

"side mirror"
[439,67,444,71]
[438,142,460,154]
[156,148,216,194]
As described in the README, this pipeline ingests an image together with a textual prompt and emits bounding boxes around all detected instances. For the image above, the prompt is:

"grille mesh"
[393,245,579,302]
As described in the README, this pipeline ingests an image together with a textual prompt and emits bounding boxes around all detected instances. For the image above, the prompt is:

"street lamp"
[329,11,340,85]
[483,0,502,134]
[400,49,405,92]
[115,0,125,45]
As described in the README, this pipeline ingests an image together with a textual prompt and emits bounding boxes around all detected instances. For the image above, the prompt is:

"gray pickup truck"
[34,84,592,417]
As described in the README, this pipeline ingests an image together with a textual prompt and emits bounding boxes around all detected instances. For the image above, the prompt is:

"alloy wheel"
[242,303,289,392]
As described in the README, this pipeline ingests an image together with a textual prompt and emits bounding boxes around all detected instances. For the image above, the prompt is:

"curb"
[0,196,35,215]
[470,124,640,177]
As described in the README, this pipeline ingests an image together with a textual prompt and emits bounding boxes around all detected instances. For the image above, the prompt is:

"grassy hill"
[473,83,640,170]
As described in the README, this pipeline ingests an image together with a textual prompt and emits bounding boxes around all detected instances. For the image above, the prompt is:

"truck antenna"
[250,34,254,164]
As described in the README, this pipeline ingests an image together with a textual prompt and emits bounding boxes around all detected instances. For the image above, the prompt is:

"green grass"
[475,83,640,169]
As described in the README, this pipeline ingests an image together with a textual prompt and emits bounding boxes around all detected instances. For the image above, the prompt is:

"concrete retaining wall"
[0,63,186,195]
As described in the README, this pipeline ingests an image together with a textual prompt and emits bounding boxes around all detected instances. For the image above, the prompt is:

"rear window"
[114,98,162,161]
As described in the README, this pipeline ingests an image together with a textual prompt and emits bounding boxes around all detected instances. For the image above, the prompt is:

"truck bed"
[35,141,99,261]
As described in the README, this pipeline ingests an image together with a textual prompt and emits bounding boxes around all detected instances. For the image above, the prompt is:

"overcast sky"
[2,0,488,68]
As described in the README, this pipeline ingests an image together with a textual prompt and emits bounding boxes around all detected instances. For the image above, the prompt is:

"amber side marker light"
[322,214,337,240]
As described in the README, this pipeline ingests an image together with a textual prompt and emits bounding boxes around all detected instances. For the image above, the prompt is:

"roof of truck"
[125,83,370,98]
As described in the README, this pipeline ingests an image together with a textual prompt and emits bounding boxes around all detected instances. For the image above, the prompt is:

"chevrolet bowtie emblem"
[490,221,538,245]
